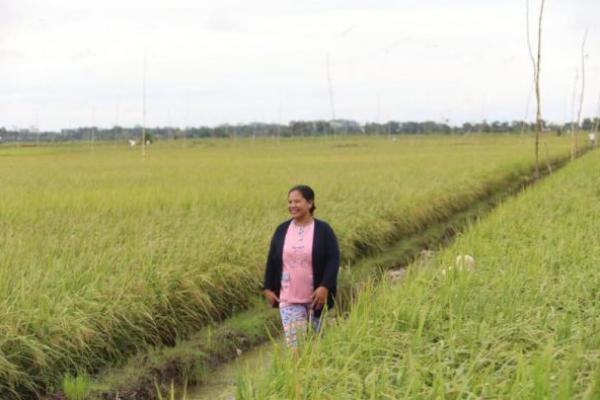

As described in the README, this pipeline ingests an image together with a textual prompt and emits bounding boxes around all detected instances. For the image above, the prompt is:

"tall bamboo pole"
[526,0,545,178]
[326,53,336,136]
[573,28,589,159]
[142,52,147,159]
[570,70,579,149]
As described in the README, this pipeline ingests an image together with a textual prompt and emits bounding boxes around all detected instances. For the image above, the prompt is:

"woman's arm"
[263,226,283,307]
[320,224,340,291]
[263,231,278,291]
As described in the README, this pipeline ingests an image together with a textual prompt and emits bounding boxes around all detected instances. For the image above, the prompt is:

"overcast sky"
[1,0,599,130]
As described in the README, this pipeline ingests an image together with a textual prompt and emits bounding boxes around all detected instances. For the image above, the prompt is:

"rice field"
[0,134,573,397]
[236,147,600,399]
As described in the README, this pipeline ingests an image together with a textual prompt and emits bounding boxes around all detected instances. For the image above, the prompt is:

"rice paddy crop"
[0,134,572,397]
[236,147,600,399]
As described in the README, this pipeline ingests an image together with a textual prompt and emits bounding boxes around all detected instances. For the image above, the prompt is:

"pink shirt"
[279,220,314,307]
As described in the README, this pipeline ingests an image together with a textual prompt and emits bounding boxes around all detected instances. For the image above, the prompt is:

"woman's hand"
[311,286,329,310]
[263,289,279,306]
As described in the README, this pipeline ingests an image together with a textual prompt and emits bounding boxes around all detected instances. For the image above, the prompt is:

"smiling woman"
[262,185,340,348]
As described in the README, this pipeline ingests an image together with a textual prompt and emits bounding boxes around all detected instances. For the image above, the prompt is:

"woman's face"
[288,190,312,219]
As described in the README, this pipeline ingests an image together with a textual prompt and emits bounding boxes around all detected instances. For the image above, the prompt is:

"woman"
[263,185,340,347]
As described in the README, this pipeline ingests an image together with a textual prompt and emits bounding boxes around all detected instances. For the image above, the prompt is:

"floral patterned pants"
[279,303,321,347]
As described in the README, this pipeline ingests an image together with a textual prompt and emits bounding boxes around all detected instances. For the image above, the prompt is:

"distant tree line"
[0,118,598,143]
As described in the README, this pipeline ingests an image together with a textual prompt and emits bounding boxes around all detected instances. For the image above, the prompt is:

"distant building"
[330,119,364,134]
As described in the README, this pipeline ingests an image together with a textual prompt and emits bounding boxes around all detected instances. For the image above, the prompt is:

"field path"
[188,343,273,400]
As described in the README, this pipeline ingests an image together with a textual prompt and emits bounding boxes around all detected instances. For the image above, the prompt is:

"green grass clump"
[0,134,573,397]
[62,374,90,400]
[236,149,600,399]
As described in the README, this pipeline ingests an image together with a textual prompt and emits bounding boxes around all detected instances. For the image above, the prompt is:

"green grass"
[89,297,280,399]
[236,148,600,399]
[88,167,528,399]
[0,134,574,397]
[62,374,91,400]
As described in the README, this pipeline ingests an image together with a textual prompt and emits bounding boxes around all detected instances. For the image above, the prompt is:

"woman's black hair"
[288,185,316,215]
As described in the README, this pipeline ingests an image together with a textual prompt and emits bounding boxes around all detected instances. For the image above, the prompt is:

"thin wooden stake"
[527,0,545,178]
[326,53,336,136]
[573,28,589,159]
[142,51,147,159]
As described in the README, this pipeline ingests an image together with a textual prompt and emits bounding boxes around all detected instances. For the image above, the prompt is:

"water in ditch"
[187,341,274,400]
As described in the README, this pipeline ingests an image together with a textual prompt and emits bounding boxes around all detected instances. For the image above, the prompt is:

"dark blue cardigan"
[263,218,340,316]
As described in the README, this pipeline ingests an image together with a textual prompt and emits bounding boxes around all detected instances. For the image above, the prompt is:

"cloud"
[0,49,25,59]
[1,0,599,130]
[206,11,243,33]
[557,0,600,28]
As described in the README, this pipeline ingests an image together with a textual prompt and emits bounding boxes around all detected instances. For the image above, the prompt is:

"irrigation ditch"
[49,147,593,400]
